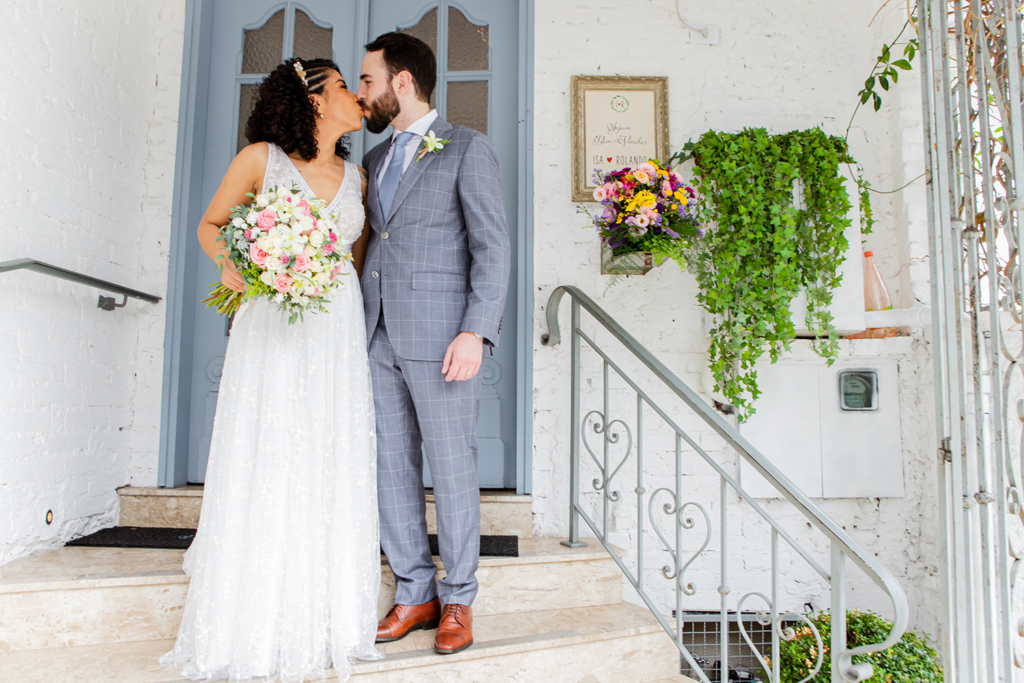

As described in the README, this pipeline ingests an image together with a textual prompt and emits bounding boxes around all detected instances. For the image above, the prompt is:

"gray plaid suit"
[361,117,511,607]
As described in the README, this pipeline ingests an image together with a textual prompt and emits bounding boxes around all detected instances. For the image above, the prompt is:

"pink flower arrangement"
[203,184,353,324]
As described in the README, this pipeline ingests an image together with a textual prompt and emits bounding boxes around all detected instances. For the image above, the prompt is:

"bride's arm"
[350,166,372,279]
[197,143,269,293]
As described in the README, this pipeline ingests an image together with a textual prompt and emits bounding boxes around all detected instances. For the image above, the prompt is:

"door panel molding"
[161,0,534,492]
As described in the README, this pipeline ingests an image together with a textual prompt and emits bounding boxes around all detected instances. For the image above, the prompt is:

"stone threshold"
[0,538,623,595]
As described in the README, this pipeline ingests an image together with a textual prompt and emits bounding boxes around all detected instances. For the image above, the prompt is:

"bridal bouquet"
[203,185,350,324]
[582,159,704,269]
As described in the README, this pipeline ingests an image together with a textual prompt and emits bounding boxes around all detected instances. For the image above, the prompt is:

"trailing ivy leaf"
[879,76,889,91]
[892,58,912,70]
[873,92,883,110]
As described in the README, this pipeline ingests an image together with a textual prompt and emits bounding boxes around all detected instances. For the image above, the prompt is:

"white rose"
[257,235,272,251]
[260,271,274,286]
[304,245,316,257]
[256,194,270,207]
[308,230,324,247]
[313,272,329,286]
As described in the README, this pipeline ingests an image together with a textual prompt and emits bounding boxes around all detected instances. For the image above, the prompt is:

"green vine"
[778,609,942,682]
[685,128,855,420]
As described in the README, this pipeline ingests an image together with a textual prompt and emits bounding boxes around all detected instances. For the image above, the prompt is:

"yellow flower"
[616,216,623,223]
[625,173,635,182]
[657,169,669,178]
[624,190,658,213]
[671,204,678,210]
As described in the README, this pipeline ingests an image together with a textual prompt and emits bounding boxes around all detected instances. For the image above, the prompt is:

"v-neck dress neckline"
[282,150,349,211]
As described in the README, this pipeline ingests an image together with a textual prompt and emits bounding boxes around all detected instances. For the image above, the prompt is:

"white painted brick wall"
[532,0,943,643]
[0,0,185,565]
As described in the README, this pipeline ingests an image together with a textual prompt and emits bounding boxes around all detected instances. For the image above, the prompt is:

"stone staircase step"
[118,486,535,538]
[0,603,682,683]
[0,538,625,652]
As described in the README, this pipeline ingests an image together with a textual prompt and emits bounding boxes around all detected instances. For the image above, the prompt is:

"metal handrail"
[542,285,908,683]
[0,258,161,309]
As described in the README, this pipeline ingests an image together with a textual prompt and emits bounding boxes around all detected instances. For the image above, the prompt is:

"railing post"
[719,476,729,682]
[831,543,847,683]
[562,297,587,548]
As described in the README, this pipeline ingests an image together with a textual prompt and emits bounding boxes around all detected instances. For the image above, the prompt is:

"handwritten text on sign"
[583,89,658,189]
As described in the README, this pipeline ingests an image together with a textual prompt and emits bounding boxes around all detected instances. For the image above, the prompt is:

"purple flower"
[697,226,707,238]
[601,206,617,222]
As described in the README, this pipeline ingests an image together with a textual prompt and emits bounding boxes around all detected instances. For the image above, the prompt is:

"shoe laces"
[444,604,469,627]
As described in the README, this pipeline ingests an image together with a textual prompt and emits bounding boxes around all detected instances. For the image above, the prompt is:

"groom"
[356,32,511,655]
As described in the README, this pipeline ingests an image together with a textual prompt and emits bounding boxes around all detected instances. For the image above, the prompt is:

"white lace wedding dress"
[160,143,382,683]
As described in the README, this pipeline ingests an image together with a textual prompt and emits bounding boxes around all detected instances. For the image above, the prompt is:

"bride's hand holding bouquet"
[203,184,352,324]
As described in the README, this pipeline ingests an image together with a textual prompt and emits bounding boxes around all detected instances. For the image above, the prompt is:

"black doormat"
[67,527,519,557]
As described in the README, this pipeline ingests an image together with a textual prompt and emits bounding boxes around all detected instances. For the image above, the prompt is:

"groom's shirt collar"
[378,109,439,183]
[394,109,439,140]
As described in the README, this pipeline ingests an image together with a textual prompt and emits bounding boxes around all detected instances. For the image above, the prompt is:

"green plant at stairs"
[777,609,942,682]
[680,128,855,420]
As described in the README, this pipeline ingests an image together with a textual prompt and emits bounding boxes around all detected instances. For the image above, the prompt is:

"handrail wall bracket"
[0,258,161,309]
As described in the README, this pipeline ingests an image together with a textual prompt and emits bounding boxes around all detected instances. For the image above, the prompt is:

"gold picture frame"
[571,75,669,202]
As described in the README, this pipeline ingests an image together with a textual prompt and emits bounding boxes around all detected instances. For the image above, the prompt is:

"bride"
[160,58,381,683]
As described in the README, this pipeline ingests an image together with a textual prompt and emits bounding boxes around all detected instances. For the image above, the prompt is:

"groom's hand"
[442,332,484,382]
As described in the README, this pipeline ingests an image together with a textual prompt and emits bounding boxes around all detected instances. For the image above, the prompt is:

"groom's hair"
[364,32,436,104]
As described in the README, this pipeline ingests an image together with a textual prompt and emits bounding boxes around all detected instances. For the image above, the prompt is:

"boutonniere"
[415,130,451,161]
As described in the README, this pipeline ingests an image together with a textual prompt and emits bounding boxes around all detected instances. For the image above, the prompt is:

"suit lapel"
[385,118,455,225]
[365,144,386,229]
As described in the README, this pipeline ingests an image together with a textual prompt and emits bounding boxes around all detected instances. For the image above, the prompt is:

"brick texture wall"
[0,0,185,565]
[530,0,942,641]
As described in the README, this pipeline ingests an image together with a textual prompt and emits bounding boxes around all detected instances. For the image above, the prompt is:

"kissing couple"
[159,31,511,683]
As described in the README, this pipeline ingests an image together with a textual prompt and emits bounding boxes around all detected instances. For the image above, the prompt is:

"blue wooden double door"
[181,0,520,488]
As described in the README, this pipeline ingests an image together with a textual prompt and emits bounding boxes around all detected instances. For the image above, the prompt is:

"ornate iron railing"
[918,0,1024,679]
[542,285,908,683]
[0,258,162,309]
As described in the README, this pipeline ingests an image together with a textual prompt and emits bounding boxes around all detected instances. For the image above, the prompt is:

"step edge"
[118,488,534,505]
[351,621,667,675]
[0,548,623,594]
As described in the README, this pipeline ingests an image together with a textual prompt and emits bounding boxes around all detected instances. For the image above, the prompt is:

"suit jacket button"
[372,271,379,278]
[382,232,389,239]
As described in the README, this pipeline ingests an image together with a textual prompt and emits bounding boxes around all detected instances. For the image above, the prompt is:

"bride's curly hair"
[245,57,350,162]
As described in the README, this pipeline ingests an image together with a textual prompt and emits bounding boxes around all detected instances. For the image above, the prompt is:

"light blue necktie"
[378,131,415,218]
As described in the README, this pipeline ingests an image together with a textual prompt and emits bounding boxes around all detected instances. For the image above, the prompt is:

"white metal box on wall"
[738,356,904,498]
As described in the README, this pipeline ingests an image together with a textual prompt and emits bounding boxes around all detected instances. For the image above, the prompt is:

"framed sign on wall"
[570,75,669,202]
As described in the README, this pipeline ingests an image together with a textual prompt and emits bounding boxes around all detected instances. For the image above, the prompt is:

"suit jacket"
[361,117,511,362]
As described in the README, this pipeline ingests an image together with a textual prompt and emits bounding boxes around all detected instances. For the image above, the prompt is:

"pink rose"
[249,241,268,267]
[297,199,312,216]
[273,274,293,293]
[293,253,312,273]
[322,242,335,256]
[256,208,277,230]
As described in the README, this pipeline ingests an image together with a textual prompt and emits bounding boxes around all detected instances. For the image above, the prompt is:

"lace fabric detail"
[160,144,381,683]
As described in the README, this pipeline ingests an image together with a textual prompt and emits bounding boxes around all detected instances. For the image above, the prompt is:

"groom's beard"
[362,84,401,135]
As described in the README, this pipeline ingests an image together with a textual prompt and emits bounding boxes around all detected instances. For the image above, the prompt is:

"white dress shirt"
[376,109,439,185]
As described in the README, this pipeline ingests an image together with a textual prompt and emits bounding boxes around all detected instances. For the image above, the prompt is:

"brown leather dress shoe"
[376,598,442,643]
[434,604,473,654]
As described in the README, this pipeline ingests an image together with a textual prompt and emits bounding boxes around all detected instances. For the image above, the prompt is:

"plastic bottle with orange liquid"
[847,250,898,339]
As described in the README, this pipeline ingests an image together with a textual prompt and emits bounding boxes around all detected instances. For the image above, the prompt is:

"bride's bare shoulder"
[236,142,270,169]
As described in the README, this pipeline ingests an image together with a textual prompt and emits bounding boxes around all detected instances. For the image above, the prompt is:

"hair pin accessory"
[293,60,309,88]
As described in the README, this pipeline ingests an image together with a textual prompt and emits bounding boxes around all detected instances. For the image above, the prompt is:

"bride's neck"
[306,129,344,166]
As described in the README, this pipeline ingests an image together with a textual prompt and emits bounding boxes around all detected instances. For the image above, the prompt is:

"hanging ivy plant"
[680,128,857,420]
